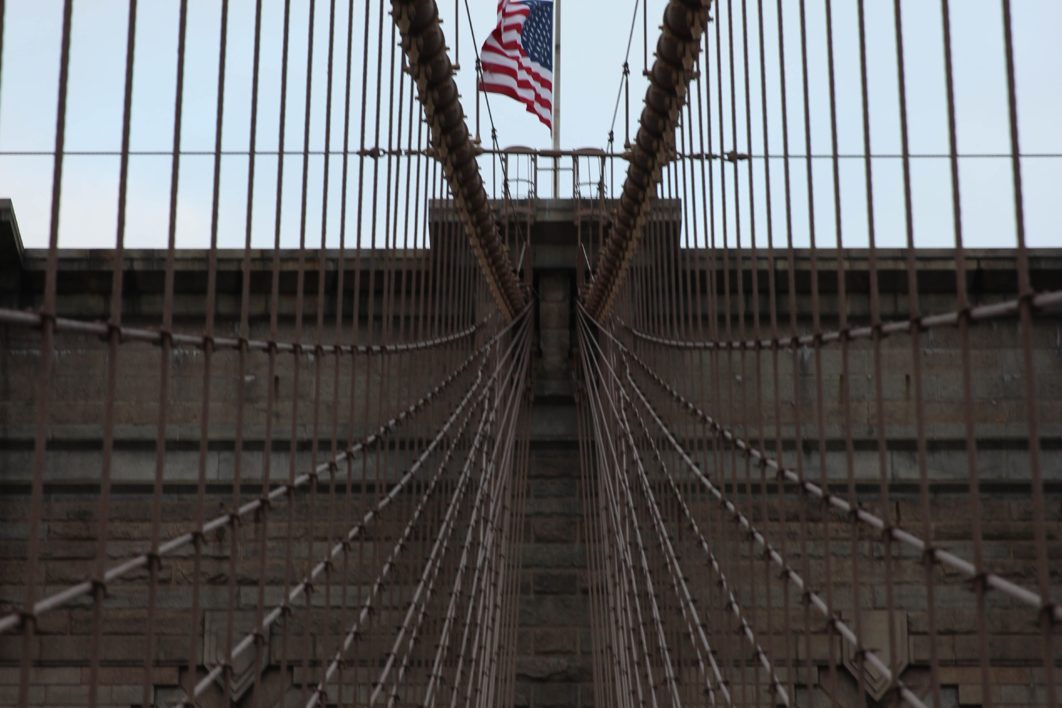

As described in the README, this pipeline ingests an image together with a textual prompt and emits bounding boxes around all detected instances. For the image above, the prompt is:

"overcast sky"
[0,0,1060,250]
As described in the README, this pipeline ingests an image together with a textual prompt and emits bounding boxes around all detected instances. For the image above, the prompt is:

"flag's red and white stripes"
[479,0,553,129]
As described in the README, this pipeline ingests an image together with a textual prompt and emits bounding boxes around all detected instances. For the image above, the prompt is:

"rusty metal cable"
[0,319,491,637]
[584,0,713,318]
[389,0,525,320]
[3,2,1061,705]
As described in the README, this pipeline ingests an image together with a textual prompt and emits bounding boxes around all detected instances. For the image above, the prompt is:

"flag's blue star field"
[520,0,553,72]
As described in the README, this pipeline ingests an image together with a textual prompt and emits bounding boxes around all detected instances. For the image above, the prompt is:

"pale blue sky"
[0,0,1060,250]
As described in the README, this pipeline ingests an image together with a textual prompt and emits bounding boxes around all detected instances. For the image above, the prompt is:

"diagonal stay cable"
[445,332,532,708]
[395,331,530,707]
[621,358,931,708]
[582,304,935,707]
[578,314,728,705]
[254,309,528,698]
[181,321,516,706]
[0,312,514,637]
[203,312,530,708]
[605,310,1062,626]
[576,328,688,707]
[441,360,541,705]
[581,316,738,698]
[305,312,531,707]
[579,349,713,706]
[372,330,530,706]
[623,390,789,705]
[579,310,789,705]
[307,379,490,708]
[419,357,526,705]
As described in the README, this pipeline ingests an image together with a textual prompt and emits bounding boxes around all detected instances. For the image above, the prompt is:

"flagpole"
[552,0,561,197]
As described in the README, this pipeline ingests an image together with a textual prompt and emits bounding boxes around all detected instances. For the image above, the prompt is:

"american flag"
[479,0,554,130]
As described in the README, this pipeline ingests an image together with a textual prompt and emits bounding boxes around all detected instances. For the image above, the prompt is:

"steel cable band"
[580,307,930,707]
[390,0,525,320]
[590,305,1062,628]
[0,311,523,637]
[584,0,713,318]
